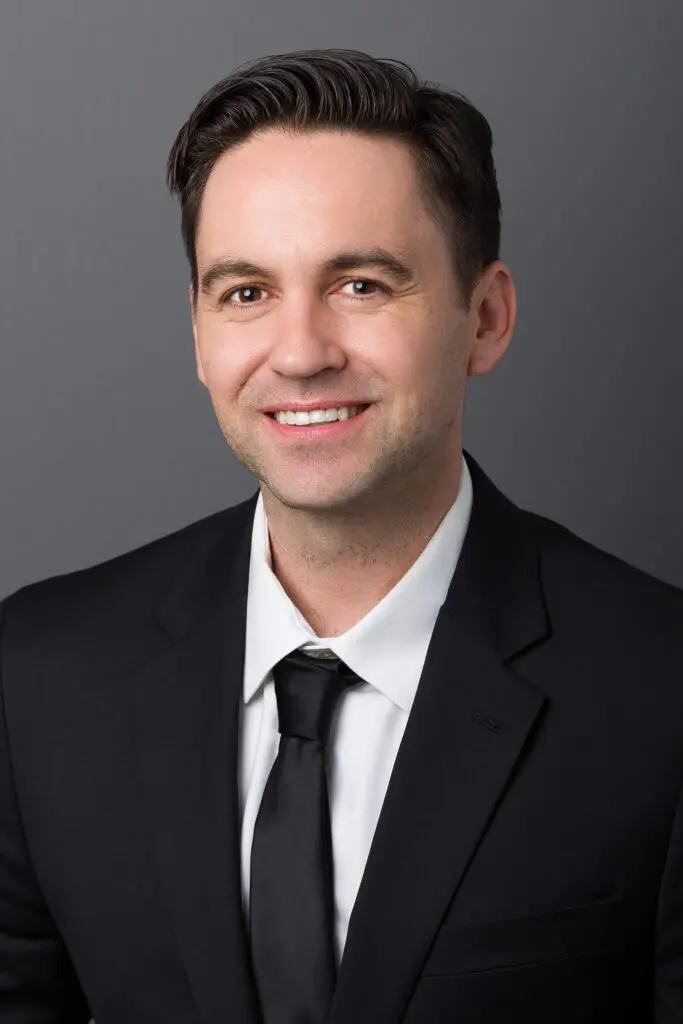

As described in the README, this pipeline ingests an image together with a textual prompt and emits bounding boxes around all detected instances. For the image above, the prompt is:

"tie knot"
[272,648,360,744]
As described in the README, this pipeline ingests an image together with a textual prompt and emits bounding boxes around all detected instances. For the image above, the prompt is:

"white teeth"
[273,405,361,425]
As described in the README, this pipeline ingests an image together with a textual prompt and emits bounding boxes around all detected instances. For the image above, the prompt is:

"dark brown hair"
[166,48,501,306]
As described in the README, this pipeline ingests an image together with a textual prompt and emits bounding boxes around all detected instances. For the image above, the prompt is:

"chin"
[262,479,365,513]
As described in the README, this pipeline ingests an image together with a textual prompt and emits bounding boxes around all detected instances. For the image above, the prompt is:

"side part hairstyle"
[166,48,501,308]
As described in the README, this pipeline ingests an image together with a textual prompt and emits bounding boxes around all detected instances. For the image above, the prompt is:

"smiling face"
[191,128,509,514]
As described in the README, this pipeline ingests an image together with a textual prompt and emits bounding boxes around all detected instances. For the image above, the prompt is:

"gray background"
[1,0,682,597]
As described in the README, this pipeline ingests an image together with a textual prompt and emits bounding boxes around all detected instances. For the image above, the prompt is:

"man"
[1,47,682,1024]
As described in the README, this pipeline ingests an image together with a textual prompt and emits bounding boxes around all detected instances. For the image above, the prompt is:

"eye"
[337,279,387,299]
[224,285,268,306]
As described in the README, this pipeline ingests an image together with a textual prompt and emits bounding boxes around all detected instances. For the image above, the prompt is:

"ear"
[467,261,517,377]
[189,282,207,387]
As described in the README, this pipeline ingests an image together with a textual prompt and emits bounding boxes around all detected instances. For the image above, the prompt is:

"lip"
[263,403,373,441]
[261,400,372,413]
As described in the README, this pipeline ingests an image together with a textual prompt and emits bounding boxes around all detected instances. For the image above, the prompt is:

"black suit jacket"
[2,449,683,1023]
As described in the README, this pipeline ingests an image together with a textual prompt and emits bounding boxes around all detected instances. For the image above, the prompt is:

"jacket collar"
[155,449,548,661]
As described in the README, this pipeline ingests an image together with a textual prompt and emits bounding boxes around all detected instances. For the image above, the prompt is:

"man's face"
[191,128,477,513]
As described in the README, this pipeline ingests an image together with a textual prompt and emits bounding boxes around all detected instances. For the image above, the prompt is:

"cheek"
[197,329,262,396]
[364,316,431,378]
[395,327,466,420]
[385,326,452,394]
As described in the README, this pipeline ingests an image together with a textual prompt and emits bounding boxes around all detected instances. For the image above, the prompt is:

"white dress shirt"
[239,454,473,966]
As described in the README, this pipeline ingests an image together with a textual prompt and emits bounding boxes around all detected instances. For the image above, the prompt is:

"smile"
[269,405,367,425]
[264,403,373,439]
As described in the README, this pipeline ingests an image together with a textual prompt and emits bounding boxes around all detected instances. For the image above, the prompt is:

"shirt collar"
[243,454,473,711]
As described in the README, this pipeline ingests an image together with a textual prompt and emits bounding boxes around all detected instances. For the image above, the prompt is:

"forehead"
[195,129,435,261]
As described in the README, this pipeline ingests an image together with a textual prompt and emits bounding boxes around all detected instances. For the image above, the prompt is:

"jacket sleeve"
[0,595,91,1022]
[654,758,683,1020]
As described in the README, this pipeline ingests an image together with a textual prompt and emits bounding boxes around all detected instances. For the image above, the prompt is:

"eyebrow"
[199,248,416,296]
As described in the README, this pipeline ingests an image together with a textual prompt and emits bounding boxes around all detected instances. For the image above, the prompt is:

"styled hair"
[166,48,501,306]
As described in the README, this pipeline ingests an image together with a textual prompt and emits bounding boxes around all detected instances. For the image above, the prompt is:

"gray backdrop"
[1,0,682,597]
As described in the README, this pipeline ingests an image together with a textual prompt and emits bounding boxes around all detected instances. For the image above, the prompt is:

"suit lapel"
[129,449,550,1024]
[130,495,262,1024]
[328,451,550,1022]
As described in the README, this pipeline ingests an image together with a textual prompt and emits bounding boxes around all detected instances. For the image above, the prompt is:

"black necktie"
[248,647,361,1024]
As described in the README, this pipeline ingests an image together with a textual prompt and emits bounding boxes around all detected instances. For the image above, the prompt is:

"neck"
[261,451,464,637]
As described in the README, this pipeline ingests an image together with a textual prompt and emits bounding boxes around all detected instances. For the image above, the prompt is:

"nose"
[267,295,347,379]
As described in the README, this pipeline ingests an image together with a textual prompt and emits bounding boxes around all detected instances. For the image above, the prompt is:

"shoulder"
[523,506,683,666]
[0,493,257,664]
